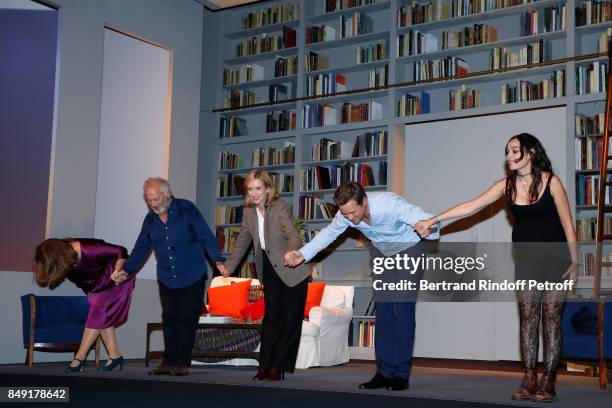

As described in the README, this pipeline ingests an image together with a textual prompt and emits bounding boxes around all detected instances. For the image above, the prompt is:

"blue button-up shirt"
[123,197,222,288]
[300,192,439,262]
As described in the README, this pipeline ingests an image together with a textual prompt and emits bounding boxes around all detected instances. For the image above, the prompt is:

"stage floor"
[0,360,610,407]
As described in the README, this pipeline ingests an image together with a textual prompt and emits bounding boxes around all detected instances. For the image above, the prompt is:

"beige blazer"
[223,199,312,287]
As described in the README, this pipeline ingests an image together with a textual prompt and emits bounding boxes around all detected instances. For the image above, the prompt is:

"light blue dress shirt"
[299,192,439,262]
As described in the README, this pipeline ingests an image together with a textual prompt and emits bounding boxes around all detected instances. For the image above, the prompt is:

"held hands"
[284,250,305,267]
[111,269,128,285]
[216,262,230,278]
[415,219,435,238]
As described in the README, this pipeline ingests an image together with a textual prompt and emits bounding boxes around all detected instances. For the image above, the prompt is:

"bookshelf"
[205,0,612,355]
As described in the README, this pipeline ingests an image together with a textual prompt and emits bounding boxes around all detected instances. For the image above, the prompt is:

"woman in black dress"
[416,133,577,402]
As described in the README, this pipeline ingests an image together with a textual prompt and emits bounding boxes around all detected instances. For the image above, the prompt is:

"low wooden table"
[145,321,262,366]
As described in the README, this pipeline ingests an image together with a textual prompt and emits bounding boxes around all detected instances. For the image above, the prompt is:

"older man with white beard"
[113,177,223,376]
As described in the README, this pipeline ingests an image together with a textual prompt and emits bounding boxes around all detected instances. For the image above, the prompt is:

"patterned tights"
[516,289,566,373]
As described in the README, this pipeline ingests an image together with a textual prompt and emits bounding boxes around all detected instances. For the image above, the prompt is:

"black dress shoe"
[171,365,189,376]
[148,362,173,375]
[359,373,390,389]
[386,376,409,391]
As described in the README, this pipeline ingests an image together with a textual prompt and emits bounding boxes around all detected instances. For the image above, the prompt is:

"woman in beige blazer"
[220,170,312,381]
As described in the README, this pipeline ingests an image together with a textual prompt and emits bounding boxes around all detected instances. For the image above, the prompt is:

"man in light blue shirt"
[285,182,438,391]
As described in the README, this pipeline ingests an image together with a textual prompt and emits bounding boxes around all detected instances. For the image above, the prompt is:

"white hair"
[143,177,172,198]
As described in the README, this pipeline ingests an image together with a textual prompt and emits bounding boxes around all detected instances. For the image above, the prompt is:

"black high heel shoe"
[65,359,86,373]
[97,356,124,372]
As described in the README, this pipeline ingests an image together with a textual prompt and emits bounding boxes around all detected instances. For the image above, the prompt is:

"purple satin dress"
[67,239,136,329]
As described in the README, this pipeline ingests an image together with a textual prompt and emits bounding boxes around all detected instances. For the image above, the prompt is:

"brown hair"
[504,133,553,203]
[243,170,279,207]
[333,182,366,206]
[33,238,77,289]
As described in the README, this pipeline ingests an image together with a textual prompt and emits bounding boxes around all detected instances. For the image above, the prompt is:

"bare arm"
[549,176,578,263]
[415,179,506,235]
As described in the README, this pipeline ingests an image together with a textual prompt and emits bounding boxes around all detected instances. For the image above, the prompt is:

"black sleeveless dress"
[508,177,571,283]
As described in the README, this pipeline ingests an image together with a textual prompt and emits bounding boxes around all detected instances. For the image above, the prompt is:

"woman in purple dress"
[33,238,135,373]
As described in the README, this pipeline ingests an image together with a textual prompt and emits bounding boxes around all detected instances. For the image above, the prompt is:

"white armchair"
[295,285,355,369]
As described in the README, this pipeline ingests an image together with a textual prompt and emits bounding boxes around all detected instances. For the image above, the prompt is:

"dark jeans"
[260,252,308,372]
[158,275,206,366]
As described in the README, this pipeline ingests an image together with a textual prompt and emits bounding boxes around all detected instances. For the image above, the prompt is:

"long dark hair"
[33,238,77,289]
[504,133,553,203]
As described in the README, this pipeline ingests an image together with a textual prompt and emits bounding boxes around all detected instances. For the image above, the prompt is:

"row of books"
[269,84,288,102]
[302,100,384,128]
[251,142,296,167]
[311,131,388,161]
[441,24,498,50]
[220,173,296,198]
[305,50,330,72]
[325,0,384,13]
[340,13,372,39]
[223,63,263,85]
[306,24,336,44]
[300,228,321,244]
[224,89,256,109]
[266,110,297,132]
[216,226,241,253]
[234,26,296,57]
[240,2,299,30]
[219,150,246,170]
[363,297,376,316]
[575,137,609,171]
[449,85,480,111]
[300,162,380,191]
[398,0,533,26]
[355,321,375,347]
[305,73,347,97]
[224,85,290,108]
[397,30,438,57]
[398,91,431,116]
[519,6,566,36]
[356,42,386,64]
[597,28,612,52]
[274,55,298,77]
[489,40,547,70]
[451,0,531,18]
[218,174,245,198]
[575,112,606,136]
[575,0,612,27]
[579,252,612,277]
[368,65,389,87]
[341,101,383,123]
[298,196,339,220]
[215,205,244,225]
[413,56,467,81]
[219,116,248,139]
[500,70,565,104]
[576,174,612,206]
[397,0,450,27]
[312,138,354,161]
[576,216,612,241]
[576,62,608,96]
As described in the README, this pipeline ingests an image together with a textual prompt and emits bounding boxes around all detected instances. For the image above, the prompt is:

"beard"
[151,197,171,214]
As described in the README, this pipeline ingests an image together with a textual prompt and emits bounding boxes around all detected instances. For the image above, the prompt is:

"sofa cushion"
[304,282,326,318]
[240,298,265,321]
[321,287,345,309]
[208,279,252,319]
[301,319,320,337]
